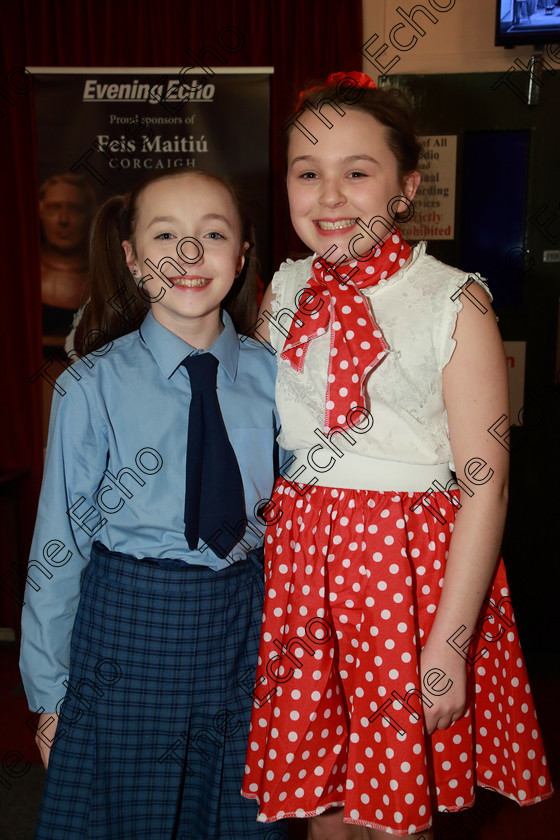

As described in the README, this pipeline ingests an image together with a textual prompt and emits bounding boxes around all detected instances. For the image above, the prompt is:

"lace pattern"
[270,243,492,471]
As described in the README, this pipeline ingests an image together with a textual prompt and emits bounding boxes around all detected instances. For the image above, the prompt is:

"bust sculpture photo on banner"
[39,173,97,339]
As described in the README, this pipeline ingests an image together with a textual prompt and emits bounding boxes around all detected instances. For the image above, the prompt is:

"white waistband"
[281,449,453,493]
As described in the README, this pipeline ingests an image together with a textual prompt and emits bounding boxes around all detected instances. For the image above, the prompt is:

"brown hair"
[288,82,422,182]
[74,169,257,356]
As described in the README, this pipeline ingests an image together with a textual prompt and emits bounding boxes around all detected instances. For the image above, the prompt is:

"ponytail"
[74,196,148,356]
[222,222,258,337]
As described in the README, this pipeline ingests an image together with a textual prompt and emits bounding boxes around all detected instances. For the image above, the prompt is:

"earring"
[132,270,138,277]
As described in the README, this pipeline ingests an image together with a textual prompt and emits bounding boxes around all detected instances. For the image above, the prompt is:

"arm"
[20,370,108,765]
[421,283,509,734]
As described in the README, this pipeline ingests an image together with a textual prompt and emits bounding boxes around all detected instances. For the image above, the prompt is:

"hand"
[35,712,59,769]
[420,643,467,736]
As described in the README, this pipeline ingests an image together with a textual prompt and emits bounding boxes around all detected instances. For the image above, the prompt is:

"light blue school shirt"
[20,310,279,712]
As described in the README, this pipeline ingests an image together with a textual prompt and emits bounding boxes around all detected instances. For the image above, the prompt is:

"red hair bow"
[296,70,376,111]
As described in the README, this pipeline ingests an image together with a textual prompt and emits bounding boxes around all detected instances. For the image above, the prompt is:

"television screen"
[496,0,560,46]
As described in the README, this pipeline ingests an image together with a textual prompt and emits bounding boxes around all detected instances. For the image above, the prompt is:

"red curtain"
[0,0,363,603]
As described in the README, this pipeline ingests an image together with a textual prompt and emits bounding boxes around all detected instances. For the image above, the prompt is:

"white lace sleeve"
[437,272,493,371]
[269,256,315,355]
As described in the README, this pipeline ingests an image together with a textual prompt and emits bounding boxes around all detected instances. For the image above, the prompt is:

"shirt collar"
[139,310,240,381]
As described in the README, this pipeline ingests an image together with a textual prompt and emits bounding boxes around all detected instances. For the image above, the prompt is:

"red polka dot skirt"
[241,479,553,836]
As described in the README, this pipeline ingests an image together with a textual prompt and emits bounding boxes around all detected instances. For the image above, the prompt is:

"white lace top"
[270,242,490,474]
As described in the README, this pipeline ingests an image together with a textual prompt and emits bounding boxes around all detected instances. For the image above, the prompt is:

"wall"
[362,0,536,76]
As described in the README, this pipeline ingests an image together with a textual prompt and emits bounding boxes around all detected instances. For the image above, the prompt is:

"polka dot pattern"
[242,481,553,834]
[280,234,410,433]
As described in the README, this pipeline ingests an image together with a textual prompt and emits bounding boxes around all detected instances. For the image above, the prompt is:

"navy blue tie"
[182,353,246,559]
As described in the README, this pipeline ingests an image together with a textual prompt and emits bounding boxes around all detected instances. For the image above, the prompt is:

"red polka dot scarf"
[281,230,410,432]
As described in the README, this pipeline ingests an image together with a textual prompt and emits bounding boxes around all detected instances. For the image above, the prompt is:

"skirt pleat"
[34,542,287,840]
[241,480,553,836]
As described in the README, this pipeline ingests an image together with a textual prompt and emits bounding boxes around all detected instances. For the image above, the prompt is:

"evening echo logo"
[82,78,215,103]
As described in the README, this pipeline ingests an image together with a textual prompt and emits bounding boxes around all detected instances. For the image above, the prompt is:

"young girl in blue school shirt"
[20,168,288,840]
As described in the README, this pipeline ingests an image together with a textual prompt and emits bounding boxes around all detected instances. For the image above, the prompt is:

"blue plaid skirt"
[34,542,288,840]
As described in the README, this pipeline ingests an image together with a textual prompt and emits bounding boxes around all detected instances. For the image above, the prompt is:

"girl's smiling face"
[287,108,420,263]
[122,172,248,346]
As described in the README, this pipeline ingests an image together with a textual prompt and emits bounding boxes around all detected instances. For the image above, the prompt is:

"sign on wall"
[403,134,457,241]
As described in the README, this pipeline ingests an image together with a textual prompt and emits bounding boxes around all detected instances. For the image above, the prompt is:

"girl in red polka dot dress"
[241,72,553,839]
